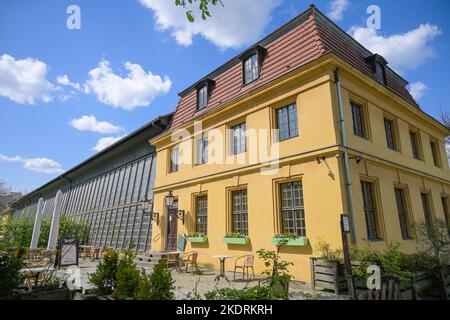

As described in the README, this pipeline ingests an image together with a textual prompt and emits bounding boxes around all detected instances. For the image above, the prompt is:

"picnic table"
[212,255,233,278]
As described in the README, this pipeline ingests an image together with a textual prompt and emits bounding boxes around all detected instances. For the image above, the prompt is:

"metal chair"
[233,254,255,280]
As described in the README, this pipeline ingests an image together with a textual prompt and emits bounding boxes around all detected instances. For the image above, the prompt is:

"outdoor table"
[19,267,55,287]
[212,255,233,278]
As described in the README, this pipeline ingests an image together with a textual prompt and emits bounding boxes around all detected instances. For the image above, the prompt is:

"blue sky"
[1,0,449,193]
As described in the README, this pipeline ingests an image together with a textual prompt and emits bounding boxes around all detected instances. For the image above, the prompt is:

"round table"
[212,255,233,278]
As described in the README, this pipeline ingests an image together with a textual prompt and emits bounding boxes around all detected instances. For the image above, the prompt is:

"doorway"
[165,200,178,252]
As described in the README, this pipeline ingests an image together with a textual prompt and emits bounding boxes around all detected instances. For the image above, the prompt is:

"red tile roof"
[170,7,418,129]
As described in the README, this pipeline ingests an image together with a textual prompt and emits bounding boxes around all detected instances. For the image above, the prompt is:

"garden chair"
[100,247,113,259]
[233,254,255,281]
[179,252,199,273]
[83,247,96,262]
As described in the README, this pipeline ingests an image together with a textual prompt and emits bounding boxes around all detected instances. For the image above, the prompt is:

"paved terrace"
[58,261,349,300]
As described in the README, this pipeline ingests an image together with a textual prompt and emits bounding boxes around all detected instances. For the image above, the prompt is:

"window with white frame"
[231,123,246,155]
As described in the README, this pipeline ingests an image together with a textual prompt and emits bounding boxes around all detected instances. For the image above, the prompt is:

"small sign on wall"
[58,237,79,267]
[177,234,186,252]
[341,214,351,233]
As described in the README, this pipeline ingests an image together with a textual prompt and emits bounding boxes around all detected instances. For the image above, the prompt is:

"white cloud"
[0,54,53,104]
[349,24,441,74]
[0,154,64,174]
[57,74,80,90]
[408,82,428,101]
[93,136,126,152]
[138,0,281,49]
[327,0,349,21]
[84,60,172,110]
[69,115,123,134]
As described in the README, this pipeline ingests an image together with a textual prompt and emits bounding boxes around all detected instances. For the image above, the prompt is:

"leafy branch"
[175,0,224,22]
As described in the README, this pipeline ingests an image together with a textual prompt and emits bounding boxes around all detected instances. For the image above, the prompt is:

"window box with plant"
[223,233,250,245]
[271,233,309,246]
[187,233,208,243]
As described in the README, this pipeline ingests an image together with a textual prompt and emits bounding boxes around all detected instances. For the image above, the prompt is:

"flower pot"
[223,236,250,245]
[271,237,309,246]
[187,236,208,243]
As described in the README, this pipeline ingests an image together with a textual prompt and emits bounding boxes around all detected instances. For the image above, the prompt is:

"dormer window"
[197,85,208,110]
[375,62,386,84]
[365,54,388,85]
[239,45,267,86]
[244,53,259,85]
[195,79,215,111]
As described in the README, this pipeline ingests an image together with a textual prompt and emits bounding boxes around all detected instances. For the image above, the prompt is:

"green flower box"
[223,236,250,245]
[271,237,309,246]
[187,236,208,243]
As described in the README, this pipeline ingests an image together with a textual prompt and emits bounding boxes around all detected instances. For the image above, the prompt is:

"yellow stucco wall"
[149,55,450,283]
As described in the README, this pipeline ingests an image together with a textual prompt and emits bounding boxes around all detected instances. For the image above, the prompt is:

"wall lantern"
[165,190,185,225]
[165,190,175,208]
[140,196,159,226]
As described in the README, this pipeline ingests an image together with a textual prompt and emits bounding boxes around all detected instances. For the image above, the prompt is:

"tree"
[0,180,10,197]
[175,0,223,22]
[414,218,450,267]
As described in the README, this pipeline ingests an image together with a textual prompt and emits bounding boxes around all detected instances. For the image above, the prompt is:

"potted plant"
[271,233,309,246]
[223,233,250,245]
[187,232,208,243]
[257,240,293,299]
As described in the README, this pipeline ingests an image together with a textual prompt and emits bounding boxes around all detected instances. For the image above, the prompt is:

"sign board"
[177,234,186,252]
[341,214,351,233]
[58,237,79,267]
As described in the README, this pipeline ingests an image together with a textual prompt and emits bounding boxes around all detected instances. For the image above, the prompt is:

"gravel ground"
[57,261,349,300]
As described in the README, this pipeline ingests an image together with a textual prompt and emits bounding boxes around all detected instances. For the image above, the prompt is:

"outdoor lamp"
[165,190,175,208]
[140,196,159,226]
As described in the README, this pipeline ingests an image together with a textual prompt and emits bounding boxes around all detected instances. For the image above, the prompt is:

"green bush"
[89,251,119,295]
[1,219,33,249]
[146,258,175,300]
[351,243,411,281]
[113,250,142,300]
[1,216,88,249]
[314,237,343,262]
[0,250,25,297]
[205,285,271,300]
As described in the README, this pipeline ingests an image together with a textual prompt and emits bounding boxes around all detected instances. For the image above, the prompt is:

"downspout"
[335,69,357,244]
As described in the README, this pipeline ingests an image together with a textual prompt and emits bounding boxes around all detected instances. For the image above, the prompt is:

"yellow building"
[149,6,450,283]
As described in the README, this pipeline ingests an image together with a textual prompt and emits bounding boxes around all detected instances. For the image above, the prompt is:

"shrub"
[89,251,119,295]
[314,237,343,262]
[1,219,33,249]
[1,216,89,249]
[205,285,271,300]
[113,250,142,300]
[147,258,175,300]
[351,243,410,281]
[0,250,25,297]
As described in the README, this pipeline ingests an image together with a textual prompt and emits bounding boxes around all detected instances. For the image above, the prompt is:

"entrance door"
[166,201,178,252]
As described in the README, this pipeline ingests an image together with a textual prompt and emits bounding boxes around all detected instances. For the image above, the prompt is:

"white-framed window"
[231,123,246,155]
[196,134,208,165]
[170,146,179,173]
[197,85,208,110]
[244,53,259,85]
